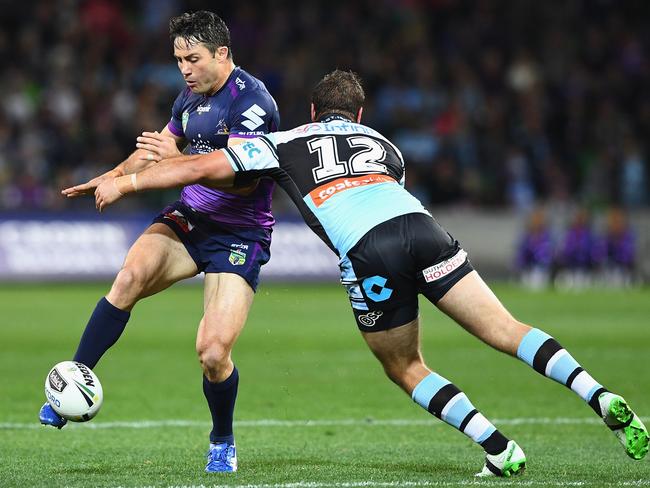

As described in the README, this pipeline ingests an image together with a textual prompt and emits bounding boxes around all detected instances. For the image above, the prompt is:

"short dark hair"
[169,11,232,58]
[311,70,365,121]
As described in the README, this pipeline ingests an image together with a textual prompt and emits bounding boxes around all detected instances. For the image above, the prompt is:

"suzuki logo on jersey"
[197,105,211,114]
[309,174,394,207]
[422,249,468,283]
[235,77,246,90]
[241,104,267,131]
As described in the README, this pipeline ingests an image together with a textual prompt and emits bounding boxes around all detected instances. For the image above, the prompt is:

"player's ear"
[356,107,363,123]
[215,46,228,61]
[310,103,316,122]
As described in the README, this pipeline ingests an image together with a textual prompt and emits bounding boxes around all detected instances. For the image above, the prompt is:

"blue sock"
[73,297,130,369]
[412,372,509,455]
[517,328,607,415]
[203,367,239,445]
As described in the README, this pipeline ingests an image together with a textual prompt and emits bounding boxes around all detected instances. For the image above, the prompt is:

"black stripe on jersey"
[223,147,245,171]
[566,367,584,388]
[427,383,461,418]
[459,409,478,432]
[532,339,562,375]
[258,135,279,161]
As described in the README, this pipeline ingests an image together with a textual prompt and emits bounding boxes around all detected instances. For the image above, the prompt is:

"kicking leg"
[197,272,254,473]
[40,223,197,428]
[362,318,526,477]
[436,270,648,460]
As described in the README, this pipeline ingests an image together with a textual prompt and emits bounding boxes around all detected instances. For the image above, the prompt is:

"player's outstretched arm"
[93,150,236,212]
[62,127,185,198]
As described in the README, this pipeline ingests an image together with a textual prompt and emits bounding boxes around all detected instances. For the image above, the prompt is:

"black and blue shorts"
[339,213,473,332]
[153,201,271,291]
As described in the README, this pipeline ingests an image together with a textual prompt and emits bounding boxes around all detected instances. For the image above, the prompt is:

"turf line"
[2,416,649,430]
[130,480,650,488]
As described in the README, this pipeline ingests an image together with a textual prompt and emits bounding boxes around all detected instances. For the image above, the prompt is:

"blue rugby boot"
[39,402,67,429]
[205,442,237,472]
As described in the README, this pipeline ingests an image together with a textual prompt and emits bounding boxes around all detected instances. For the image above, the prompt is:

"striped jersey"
[223,114,430,257]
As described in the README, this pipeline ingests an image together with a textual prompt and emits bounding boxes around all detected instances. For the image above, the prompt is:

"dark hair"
[169,11,232,58]
[311,70,365,121]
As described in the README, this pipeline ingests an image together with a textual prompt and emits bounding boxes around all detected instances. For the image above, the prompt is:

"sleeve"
[167,89,188,138]
[228,90,279,138]
[222,135,280,181]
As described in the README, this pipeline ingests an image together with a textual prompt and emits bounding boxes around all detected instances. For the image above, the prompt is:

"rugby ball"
[44,361,103,422]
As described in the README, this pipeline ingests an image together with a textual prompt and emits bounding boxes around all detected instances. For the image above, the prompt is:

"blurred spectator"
[515,207,554,289]
[0,0,649,212]
[601,208,636,287]
[555,208,603,289]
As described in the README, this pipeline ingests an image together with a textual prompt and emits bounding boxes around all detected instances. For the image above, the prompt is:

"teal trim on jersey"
[304,181,429,257]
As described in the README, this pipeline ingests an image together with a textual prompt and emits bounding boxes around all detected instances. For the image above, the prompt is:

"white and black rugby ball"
[45,361,103,422]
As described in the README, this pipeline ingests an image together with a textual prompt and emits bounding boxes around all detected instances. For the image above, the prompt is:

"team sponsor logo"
[422,249,468,283]
[182,111,189,132]
[229,243,248,266]
[48,368,67,393]
[241,104,267,131]
[197,104,211,114]
[362,275,393,302]
[309,174,394,207]
[235,77,246,90]
[163,210,194,233]
[357,310,383,327]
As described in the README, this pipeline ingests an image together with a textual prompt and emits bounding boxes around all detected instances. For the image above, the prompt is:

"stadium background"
[0,0,649,281]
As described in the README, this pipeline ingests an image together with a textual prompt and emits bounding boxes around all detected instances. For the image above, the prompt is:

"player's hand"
[136,131,181,163]
[61,169,123,198]
[94,178,124,212]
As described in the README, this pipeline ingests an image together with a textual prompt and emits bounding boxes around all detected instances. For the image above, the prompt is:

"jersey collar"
[317,113,355,123]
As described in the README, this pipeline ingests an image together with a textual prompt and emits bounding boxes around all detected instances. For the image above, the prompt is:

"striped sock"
[517,328,607,415]
[412,372,509,455]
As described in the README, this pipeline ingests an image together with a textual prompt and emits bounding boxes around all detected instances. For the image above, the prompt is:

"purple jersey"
[167,67,280,228]
[516,229,553,270]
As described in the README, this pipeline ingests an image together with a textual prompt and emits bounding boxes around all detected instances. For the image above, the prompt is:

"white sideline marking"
[2,416,649,430]
[131,480,650,488]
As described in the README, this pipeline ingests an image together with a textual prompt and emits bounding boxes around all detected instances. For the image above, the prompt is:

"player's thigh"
[118,223,198,296]
[197,272,255,350]
[435,270,530,355]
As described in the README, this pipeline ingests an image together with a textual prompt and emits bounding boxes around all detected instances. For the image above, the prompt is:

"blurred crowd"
[515,207,638,288]
[0,0,649,212]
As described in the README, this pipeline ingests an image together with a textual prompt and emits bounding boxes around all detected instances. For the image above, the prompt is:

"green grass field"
[1,283,649,487]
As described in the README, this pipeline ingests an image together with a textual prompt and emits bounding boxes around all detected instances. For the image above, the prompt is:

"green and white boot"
[599,392,649,460]
[475,440,526,477]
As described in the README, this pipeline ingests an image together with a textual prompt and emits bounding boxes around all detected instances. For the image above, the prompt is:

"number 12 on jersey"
[308,135,388,183]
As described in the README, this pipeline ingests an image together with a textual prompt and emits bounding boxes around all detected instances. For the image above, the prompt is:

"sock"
[412,372,509,455]
[203,367,239,445]
[517,328,608,415]
[73,297,130,369]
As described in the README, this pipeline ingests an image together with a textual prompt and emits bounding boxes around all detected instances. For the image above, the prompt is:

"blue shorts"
[153,201,272,291]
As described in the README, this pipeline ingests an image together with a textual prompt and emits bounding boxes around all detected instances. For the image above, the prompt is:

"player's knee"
[196,339,232,381]
[381,356,421,387]
[113,266,148,297]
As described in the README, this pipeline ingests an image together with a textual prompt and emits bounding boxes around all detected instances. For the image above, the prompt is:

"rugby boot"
[205,442,237,472]
[599,392,649,460]
[39,402,67,429]
[475,440,526,477]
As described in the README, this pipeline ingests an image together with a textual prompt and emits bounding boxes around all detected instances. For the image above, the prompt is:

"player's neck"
[206,61,236,96]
